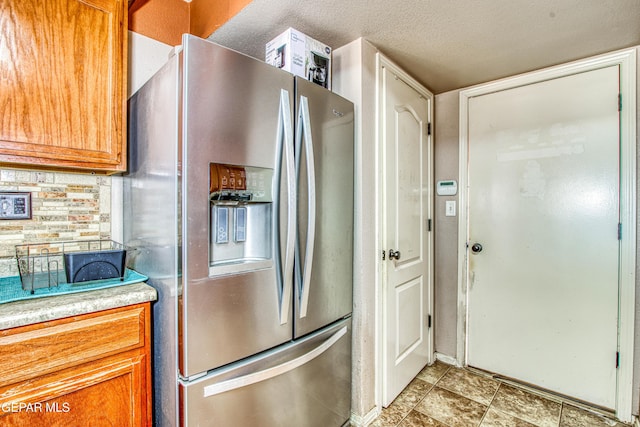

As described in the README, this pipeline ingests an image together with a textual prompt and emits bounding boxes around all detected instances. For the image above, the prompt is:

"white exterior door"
[466,66,620,409]
[380,60,433,406]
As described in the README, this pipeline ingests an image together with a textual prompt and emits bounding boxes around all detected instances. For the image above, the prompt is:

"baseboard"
[350,406,380,427]
[434,352,461,367]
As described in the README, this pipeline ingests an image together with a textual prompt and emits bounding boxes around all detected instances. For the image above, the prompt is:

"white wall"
[112,32,174,243]
[127,31,174,99]
[433,90,460,358]
[333,38,380,424]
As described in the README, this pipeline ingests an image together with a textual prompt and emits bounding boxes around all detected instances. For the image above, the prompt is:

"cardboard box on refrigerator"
[265,27,332,89]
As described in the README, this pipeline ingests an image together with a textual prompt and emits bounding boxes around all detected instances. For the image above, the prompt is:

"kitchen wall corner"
[433,89,461,359]
[128,31,174,98]
[333,37,379,420]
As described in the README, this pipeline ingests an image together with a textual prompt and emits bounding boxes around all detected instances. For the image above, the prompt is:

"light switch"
[445,200,456,217]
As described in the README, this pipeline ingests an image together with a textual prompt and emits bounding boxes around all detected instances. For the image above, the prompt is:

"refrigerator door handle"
[278,89,296,325]
[296,95,316,318]
[202,326,347,397]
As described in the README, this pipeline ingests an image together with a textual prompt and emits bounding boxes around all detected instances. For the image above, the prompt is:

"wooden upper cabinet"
[0,0,127,173]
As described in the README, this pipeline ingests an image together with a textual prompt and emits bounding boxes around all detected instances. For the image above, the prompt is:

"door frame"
[376,53,435,407]
[457,48,637,422]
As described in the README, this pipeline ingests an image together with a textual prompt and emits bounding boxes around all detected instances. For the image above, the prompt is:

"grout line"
[491,380,560,427]
[558,402,564,427]
[417,366,456,427]
[476,408,489,426]
[390,376,437,427]
[475,381,503,427]
[398,377,438,426]
[438,364,452,383]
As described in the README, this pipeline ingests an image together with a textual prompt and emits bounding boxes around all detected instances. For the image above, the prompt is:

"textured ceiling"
[207,0,640,94]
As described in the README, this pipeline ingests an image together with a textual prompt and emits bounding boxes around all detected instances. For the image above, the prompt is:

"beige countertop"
[0,282,157,330]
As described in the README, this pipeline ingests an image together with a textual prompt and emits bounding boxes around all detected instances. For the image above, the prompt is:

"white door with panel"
[466,66,620,409]
[381,61,433,406]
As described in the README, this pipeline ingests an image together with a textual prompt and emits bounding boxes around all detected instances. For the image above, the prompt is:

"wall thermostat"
[436,180,457,196]
[0,192,32,220]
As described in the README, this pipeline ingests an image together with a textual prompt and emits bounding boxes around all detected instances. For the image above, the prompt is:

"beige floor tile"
[491,384,561,427]
[559,404,625,427]
[436,368,500,405]
[371,361,627,427]
[394,378,433,408]
[415,386,488,427]
[400,410,449,427]
[370,417,398,427]
[374,400,414,427]
[480,407,539,427]
[415,361,450,384]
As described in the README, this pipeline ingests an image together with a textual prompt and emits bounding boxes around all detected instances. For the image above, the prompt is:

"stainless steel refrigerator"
[124,35,354,426]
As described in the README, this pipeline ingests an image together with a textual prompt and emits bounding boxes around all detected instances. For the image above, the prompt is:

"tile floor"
[371,361,628,427]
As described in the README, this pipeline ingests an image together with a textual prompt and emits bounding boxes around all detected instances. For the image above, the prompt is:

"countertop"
[0,282,157,330]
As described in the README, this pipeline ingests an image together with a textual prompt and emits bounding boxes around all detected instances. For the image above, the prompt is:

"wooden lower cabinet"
[0,303,152,426]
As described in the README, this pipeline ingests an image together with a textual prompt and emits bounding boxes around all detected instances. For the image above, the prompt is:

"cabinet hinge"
[427,122,432,136]
[427,218,432,232]
[616,351,620,369]
[427,314,432,328]
[382,250,386,261]
[618,223,622,240]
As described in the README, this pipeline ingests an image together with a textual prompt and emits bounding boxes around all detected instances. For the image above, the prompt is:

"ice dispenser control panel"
[210,163,273,273]
[210,164,272,203]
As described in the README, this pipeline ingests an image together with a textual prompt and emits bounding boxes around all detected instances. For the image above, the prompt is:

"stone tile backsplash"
[0,169,112,277]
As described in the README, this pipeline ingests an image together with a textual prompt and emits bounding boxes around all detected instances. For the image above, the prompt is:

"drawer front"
[0,305,146,387]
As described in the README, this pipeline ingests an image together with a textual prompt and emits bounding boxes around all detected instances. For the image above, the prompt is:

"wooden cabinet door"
[0,303,151,426]
[0,0,127,173]
[0,355,148,426]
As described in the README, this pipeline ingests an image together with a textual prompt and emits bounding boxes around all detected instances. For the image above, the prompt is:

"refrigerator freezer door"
[294,78,355,338]
[181,35,295,376]
[181,318,352,427]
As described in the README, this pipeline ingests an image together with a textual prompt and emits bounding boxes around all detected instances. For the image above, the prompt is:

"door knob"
[389,249,401,260]
[471,243,483,253]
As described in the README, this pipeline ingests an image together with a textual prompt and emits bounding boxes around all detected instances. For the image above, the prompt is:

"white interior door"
[466,65,620,409]
[381,63,433,406]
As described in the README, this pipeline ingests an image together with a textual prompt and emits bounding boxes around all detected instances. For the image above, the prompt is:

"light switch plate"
[445,200,456,217]
[0,192,31,220]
